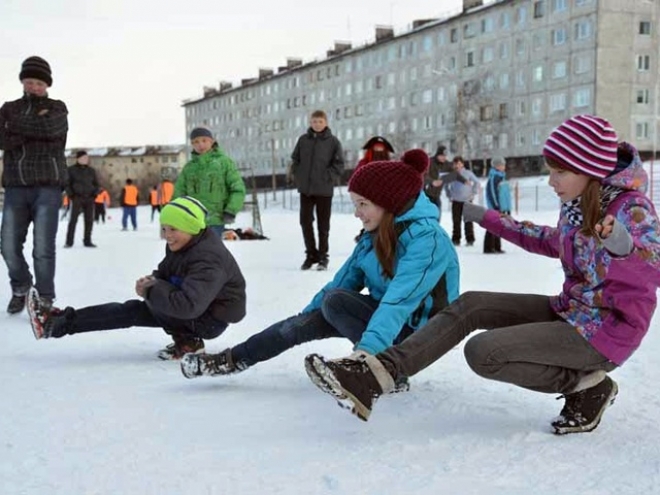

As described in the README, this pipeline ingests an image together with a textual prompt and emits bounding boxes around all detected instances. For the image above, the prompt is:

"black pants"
[66,198,95,245]
[50,299,228,340]
[94,203,106,223]
[151,205,161,222]
[300,194,332,261]
[451,201,475,245]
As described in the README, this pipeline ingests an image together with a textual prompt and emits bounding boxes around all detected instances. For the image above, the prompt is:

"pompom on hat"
[19,56,53,87]
[349,148,429,214]
[543,114,618,179]
[160,196,208,235]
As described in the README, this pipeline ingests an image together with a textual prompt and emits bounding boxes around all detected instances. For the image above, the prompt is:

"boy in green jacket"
[174,128,246,235]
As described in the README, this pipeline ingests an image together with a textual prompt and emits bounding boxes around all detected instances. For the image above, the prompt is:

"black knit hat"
[76,150,88,159]
[19,56,53,87]
[190,127,214,140]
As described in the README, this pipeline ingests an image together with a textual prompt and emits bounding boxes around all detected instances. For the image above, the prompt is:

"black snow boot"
[552,376,618,435]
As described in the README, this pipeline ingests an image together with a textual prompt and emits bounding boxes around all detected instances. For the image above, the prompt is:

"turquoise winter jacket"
[304,192,460,354]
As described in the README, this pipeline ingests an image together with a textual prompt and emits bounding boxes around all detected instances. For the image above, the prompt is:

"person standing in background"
[150,185,160,222]
[0,56,68,315]
[65,150,99,248]
[291,110,344,271]
[445,156,480,246]
[120,178,139,231]
[94,187,110,224]
[483,156,509,254]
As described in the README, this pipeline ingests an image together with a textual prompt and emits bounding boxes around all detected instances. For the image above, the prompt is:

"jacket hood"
[602,142,648,194]
[396,192,439,224]
[362,135,394,152]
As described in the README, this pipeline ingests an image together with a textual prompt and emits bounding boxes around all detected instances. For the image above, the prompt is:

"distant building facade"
[182,0,660,180]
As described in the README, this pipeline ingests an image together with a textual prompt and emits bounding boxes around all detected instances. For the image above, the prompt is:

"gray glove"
[600,219,633,256]
[462,203,487,223]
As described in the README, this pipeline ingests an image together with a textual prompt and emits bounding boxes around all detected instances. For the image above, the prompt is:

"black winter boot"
[180,348,244,378]
[552,376,618,435]
[7,293,27,315]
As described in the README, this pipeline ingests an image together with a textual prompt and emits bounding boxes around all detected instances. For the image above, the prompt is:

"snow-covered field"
[1,202,659,495]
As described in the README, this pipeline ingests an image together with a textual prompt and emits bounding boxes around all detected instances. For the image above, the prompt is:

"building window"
[575,0,592,5]
[575,20,592,40]
[636,122,650,139]
[387,96,396,110]
[533,65,544,82]
[482,17,494,33]
[573,88,591,107]
[499,133,509,149]
[500,72,510,89]
[388,122,396,133]
[500,11,510,29]
[437,87,446,101]
[532,97,543,116]
[516,69,526,89]
[410,67,418,80]
[422,89,433,104]
[482,46,494,63]
[552,0,567,13]
[516,100,526,116]
[637,89,650,104]
[466,51,475,67]
[499,41,510,59]
[516,6,528,25]
[534,1,545,19]
[516,131,526,147]
[532,129,542,145]
[552,28,567,45]
[575,55,591,74]
[423,36,433,52]
[515,39,526,57]
[450,28,458,43]
[480,105,493,121]
[552,60,567,78]
[464,22,477,38]
[550,93,567,112]
[345,83,352,96]
[387,73,396,86]
[637,55,651,72]
[640,21,652,35]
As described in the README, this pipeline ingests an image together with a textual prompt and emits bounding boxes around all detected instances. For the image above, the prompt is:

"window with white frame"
[574,20,591,40]
[500,11,510,29]
[500,41,510,59]
[516,69,526,89]
[532,128,542,145]
[466,51,475,67]
[410,67,418,80]
[482,134,493,148]
[423,36,433,52]
[484,75,495,91]
[438,31,446,46]
[533,32,545,50]
[345,128,353,141]
[575,0,592,5]
[550,92,566,112]
[640,21,651,35]
[575,55,591,74]
[517,5,528,25]
[355,80,363,93]
[499,132,509,149]
[637,89,650,104]
[424,116,433,130]
[636,122,650,139]
[515,39,526,57]
[516,130,526,147]
[411,118,418,132]
[552,0,567,13]
[552,28,567,45]
[356,127,364,139]
[387,73,396,86]
[516,100,526,116]
[422,89,433,104]
[387,96,396,110]
[437,87,446,101]
[637,55,651,71]
[573,88,591,107]
[482,17,494,33]
[464,22,477,38]
[532,97,543,116]
[533,65,544,82]
[345,83,352,96]
[552,60,567,78]
[483,46,495,63]
[388,121,396,133]
[500,72,510,89]
[534,1,545,19]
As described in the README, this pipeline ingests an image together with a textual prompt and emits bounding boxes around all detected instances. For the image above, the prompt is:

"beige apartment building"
[182,0,660,180]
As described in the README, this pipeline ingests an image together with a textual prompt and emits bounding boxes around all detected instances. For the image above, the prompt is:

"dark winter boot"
[317,256,329,271]
[180,348,245,378]
[304,352,395,421]
[301,255,318,270]
[157,334,205,361]
[552,375,618,435]
[7,293,28,315]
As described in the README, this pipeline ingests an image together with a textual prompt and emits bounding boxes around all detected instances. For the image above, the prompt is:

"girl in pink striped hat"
[305,114,660,435]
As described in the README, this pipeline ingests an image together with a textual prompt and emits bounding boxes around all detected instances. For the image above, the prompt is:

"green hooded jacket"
[173,145,246,226]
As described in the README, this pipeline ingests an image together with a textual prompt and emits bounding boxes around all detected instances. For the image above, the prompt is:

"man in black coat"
[291,110,344,271]
[64,150,99,247]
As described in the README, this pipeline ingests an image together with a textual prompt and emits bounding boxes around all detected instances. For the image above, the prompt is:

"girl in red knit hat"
[180,149,460,389]
[305,115,660,435]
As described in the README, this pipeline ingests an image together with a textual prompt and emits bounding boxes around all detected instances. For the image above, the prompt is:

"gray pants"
[378,292,616,394]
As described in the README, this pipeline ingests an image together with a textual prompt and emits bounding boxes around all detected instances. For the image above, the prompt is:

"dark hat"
[19,56,53,87]
[434,145,447,156]
[76,150,88,159]
[190,127,214,140]
[543,114,618,179]
[348,149,429,214]
[361,136,394,153]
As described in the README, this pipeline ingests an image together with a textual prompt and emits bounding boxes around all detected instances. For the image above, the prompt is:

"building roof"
[66,145,186,158]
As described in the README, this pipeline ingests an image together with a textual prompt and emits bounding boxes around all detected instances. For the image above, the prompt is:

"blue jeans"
[231,288,412,368]
[122,206,137,230]
[49,299,228,340]
[1,186,61,298]
[209,225,225,237]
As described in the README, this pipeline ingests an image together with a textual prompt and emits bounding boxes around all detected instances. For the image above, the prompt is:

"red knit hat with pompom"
[348,148,429,214]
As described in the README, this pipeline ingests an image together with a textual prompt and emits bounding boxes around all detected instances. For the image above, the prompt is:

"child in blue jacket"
[180,149,460,386]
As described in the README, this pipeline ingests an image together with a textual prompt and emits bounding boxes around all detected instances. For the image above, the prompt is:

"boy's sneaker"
[552,376,618,435]
[317,257,329,271]
[157,335,205,361]
[26,288,55,339]
[180,348,244,378]
[300,256,317,270]
[304,352,395,421]
[7,292,28,315]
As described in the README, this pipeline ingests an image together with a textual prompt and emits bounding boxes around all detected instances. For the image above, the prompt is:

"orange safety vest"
[150,189,159,206]
[95,189,110,206]
[159,181,174,205]
[123,185,139,206]
[62,194,69,207]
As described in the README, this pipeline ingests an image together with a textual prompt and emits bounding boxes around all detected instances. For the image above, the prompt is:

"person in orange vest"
[150,185,161,222]
[60,193,70,221]
[158,179,174,206]
[94,188,111,224]
[120,178,139,231]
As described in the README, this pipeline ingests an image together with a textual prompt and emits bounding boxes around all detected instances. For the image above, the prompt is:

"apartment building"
[181,0,657,180]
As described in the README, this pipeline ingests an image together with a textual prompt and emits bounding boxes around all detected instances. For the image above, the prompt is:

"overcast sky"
[0,0,465,148]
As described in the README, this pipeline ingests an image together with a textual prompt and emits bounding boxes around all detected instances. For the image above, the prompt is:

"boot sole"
[305,354,371,421]
[553,381,619,435]
[26,288,44,340]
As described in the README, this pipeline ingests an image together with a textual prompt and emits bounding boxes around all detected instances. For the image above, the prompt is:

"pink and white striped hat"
[543,114,618,179]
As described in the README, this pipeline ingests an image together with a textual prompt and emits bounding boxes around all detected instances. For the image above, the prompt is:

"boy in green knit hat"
[174,127,246,235]
[27,196,247,360]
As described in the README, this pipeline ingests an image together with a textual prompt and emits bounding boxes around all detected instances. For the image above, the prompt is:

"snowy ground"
[1,202,659,495]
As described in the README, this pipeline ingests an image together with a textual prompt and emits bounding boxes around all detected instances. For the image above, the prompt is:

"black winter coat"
[147,229,246,324]
[66,164,99,200]
[0,93,68,188]
[291,127,344,196]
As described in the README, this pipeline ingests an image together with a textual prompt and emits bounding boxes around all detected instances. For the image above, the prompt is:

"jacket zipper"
[17,100,33,186]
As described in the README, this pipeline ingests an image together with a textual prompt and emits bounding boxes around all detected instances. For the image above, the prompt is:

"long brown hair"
[374,212,398,279]
[546,158,601,236]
